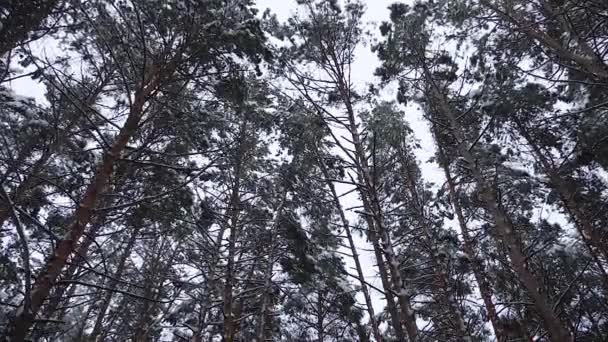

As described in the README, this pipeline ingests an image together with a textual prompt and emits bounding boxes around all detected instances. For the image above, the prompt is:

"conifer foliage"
[0,0,606,341]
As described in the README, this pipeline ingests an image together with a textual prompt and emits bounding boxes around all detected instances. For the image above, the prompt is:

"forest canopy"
[0,0,607,341]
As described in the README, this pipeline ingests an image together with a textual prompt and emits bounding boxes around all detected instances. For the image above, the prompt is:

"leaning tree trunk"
[31,217,107,340]
[369,220,407,341]
[43,222,102,318]
[399,147,471,341]
[437,145,506,342]
[89,225,141,340]
[39,131,144,335]
[339,89,418,341]
[7,63,167,341]
[315,147,383,342]
[425,73,572,342]
[515,119,608,283]
[318,49,418,339]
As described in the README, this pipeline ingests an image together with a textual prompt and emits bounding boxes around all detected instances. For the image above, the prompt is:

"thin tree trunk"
[231,254,259,341]
[425,73,572,341]
[256,191,287,341]
[315,147,383,342]
[316,290,325,342]
[223,171,241,342]
[326,58,417,340]
[223,119,249,342]
[194,162,245,340]
[7,63,166,341]
[515,120,608,281]
[255,254,276,342]
[399,147,470,341]
[194,226,228,339]
[345,108,418,341]
[133,237,173,342]
[437,145,506,342]
[89,225,141,340]
[371,226,406,341]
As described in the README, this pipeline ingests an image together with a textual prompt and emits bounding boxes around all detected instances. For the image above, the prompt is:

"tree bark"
[399,146,471,341]
[316,290,325,342]
[437,145,506,342]
[223,119,249,342]
[132,237,172,342]
[339,88,418,341]
[316,52,418,340]
[89,225,141,340]
[7,63,165,341]
[315,148,383,342]
[31,219,106,340]
[425,73,572,342]
[256,191,287,341]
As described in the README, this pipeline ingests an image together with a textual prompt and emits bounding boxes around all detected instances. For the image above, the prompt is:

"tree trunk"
[322,53,418,339]
[256,191,287,341]
[31,219,106,340]
[345,107,418,341]
[399,147,470,341]
[7,63,166,341]
[316,290,325,342]
[515,120,608,282]
[89,225,141,340]
[426,75,572,342]
[438,145,506,342]
[132,237,171,342]
[372,227,406,341]
[315,147,383,342]
[231,255,259,341]
[223,119,249,342]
